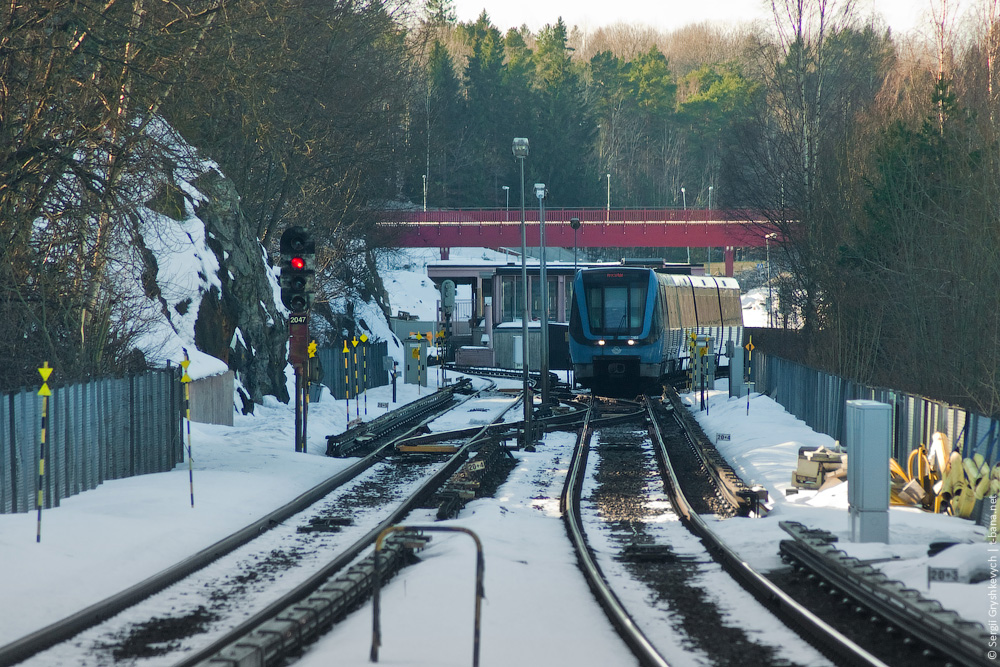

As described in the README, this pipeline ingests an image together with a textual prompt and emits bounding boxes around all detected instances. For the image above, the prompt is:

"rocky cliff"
[191,171,289,407]
[139,129,288,409]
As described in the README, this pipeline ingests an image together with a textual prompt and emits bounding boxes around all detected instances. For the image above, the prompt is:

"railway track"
[777,522,995,667]
[561,388,992,667]
[0,382,518,667]
[661,386,994,667]
[6,375,991,666]
[563,392,891,666]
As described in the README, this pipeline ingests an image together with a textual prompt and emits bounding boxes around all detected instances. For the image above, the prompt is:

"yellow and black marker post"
[343,340,350,422]
[352,336,360,420]
[744,336,755,415]
[360,334,368,417]
[304,340,317,454]
[36,362,53,543]
[181,353,194,507]
[427,331,435,388]
[687,332,697,392]
[437,329,447,386]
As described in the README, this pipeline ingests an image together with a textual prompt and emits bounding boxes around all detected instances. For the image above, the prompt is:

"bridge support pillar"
[439,247,450,260]
[724,247,735,277]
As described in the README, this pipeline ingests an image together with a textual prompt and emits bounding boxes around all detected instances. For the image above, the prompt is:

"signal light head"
[279,226,315,313]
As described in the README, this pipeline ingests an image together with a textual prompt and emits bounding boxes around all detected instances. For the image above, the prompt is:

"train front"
[568,267,662,393]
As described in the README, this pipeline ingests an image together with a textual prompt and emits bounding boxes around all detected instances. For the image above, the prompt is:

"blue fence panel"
[754,352,1000,467]
[0,369,183,515]
[317,341,391,401]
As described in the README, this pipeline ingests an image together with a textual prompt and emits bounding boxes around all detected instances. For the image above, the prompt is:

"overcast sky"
[450,0,976,36]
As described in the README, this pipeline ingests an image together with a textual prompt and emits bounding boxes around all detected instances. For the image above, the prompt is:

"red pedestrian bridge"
[378,208,778,275]
[379,208,774,248]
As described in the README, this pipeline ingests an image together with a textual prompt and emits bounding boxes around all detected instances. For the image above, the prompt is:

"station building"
[390,257,702,371]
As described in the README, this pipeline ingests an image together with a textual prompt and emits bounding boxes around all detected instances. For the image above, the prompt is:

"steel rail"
[661,386,755,515]
[443,363,558,389]
[326,379,470,456]
[779,521,995,667]
[644,396,890,667]
[392,397,633,449]
[179,387,526,667]
[560,396,672,667]
[0,384,473,667]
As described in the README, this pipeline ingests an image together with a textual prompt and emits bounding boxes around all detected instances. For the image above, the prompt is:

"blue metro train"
[568,266,744,393]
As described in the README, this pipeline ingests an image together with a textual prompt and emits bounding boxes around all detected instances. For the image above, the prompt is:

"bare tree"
[0,1,222,388]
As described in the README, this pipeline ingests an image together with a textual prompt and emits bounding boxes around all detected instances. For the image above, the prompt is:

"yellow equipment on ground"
[892,432,998,527]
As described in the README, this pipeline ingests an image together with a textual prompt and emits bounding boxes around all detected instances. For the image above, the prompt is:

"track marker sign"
[928,566,960,586]
[38,362,53,396]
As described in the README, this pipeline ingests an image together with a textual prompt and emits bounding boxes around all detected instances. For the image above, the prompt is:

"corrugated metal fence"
[316,341,391,400]
[188,371,235,426]
[752,352,1000,465]
[0,369,183,514]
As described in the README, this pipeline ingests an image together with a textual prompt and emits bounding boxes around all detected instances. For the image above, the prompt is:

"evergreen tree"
[844,77,998,409]
[421,39,463,207]
[424,0,456,26]
[458,13,508,205]
[626,47,677,205]
[587,47,680,206]
[676,62,757,206]
[530,19,594,205]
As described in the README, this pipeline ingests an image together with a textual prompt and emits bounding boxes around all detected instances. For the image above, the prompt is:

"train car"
[568,266,743,393]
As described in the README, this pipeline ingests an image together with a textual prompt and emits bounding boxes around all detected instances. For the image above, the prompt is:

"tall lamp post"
[570,217,581,273]
[570,215,581,392]
[512,138,532,449]
[502,185,510,221]
[606,173,611,221]
[535,182,550,411]
[766,233,777,328]
[707,186,714,275]
[423,174,427,213]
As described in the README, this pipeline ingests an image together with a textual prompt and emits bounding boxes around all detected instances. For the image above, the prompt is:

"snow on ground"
[1,253,994,663]
[1,374,994,665]
[741,286,769,328]
[689,385,995,634]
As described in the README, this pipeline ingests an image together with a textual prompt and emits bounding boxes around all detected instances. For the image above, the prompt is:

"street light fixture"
[535,182,550,411]
[512,138,532,449]
[502,185,510,222]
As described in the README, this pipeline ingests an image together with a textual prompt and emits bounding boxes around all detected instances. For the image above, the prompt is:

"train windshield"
[584,280,648,336]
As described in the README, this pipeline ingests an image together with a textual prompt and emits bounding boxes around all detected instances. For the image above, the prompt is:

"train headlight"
[627,339,635,346]
[597,340,606,346]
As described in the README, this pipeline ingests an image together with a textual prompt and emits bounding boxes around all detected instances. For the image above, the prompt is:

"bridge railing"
[380,208,766,224]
